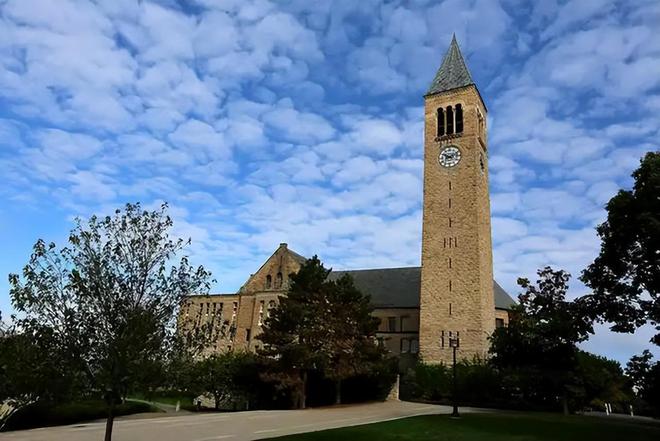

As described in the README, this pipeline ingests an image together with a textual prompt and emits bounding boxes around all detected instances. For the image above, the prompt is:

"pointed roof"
[426,34,474,96]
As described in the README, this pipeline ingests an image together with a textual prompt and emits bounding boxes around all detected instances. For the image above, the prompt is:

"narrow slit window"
[446,106,454,134]
[441,330,445,348]
[448,257,452,269]
[449,303,452,315]
[449,198,452,209]
[449,280,452,292]
[437,107,445,136]
[265,275,272,289]
[449,218,452,227]
[455,104,463,133]
[448,181,452,191]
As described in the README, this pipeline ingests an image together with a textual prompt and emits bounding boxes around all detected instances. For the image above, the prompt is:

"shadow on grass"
[1,399,162,432]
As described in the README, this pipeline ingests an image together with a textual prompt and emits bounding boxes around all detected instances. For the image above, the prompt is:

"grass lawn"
[267,412,660,441]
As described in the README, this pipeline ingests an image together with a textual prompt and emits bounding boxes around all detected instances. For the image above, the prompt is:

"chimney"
[279,243,288,249]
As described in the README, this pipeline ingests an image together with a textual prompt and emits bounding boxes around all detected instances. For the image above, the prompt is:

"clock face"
[439,146,461,168]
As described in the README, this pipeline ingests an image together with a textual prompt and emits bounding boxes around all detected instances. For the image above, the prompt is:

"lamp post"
[448,335,460,418]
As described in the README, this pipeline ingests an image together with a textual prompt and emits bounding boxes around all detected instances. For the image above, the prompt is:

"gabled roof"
[329,266,516,310]
[426,34,474,96]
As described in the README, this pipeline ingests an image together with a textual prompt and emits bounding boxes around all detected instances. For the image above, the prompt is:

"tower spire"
[426,34,474,96]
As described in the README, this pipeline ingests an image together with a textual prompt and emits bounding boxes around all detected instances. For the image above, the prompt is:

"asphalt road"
[0,401,454,441]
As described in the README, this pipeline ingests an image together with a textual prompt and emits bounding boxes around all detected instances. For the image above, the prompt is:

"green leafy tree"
[257,256,386,408]
[490,267,594,414]
[8,203,212,441]
[581,151,660,344]
[626,350,660,416]
[194,351,258,410]
[570,351,631,412]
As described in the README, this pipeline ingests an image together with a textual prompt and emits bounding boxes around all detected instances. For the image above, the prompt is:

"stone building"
[182,36,515,364]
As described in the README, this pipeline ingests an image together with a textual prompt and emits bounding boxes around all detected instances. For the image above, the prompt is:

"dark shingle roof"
[330,267,421,308]
[329,266,515,310]
[426,34,474,96]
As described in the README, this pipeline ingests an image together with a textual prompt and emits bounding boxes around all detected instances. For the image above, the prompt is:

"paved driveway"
[0,401,454,441]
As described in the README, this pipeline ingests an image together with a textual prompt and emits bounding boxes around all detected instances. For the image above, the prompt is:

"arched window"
[455,104,463,133]
[276,272,283,289]
[437,107,445,136]
[446,106,454,134]
[265,275,272,289]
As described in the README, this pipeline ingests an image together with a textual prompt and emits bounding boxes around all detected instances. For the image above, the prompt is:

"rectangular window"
[400,316,409,332]
[400,338,410,353]
[387,317,396,332]
[410,339,419,354]
[496,318,505,328]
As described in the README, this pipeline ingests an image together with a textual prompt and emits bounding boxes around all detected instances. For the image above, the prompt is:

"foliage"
[581,151,660,345]
[264,413,660,441]
[257,256,389,408]
[626,350,660,417]
[569,351,631,412]
[193,351,259,410]
[8,203,212,440]
[1,399,159,432]
[0,329,84,409]
[489,267,593,414]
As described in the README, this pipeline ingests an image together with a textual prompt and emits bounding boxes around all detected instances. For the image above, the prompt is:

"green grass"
[267,412,660,441]
[2,399,161,432]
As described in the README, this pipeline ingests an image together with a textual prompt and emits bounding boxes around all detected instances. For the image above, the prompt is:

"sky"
[0,0,659,364]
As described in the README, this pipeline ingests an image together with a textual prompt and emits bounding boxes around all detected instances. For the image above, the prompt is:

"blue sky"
[0,0,659,363]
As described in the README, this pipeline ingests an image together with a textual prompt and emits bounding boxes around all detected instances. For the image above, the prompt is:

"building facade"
[182,36,514,363]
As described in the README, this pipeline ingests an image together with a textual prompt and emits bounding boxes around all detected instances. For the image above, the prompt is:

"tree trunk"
[215,394,220,410]
[335,379,341,405]
[104,403,115,441]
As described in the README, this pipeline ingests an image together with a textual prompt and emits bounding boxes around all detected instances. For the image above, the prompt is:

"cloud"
[1,0,658,366]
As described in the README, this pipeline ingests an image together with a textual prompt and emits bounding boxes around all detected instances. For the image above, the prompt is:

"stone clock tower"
[419,35,495,364]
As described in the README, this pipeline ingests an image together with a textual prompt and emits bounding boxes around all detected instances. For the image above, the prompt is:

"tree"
[490,267,594,414]
[194,351,258,410]
[581,151,660,344]
[257,256,329,409]
[257,256,387,408]
[8,203,212,441]
[321,274,385,404]
[626,350,660,416]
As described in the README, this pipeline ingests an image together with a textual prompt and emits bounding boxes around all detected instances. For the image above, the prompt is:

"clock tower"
[419,35,495,364]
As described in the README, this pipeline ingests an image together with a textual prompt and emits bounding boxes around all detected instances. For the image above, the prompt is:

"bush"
[2,399,160,431]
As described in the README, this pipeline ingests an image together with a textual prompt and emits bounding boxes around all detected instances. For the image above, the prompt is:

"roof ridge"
[333,266,421,272]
